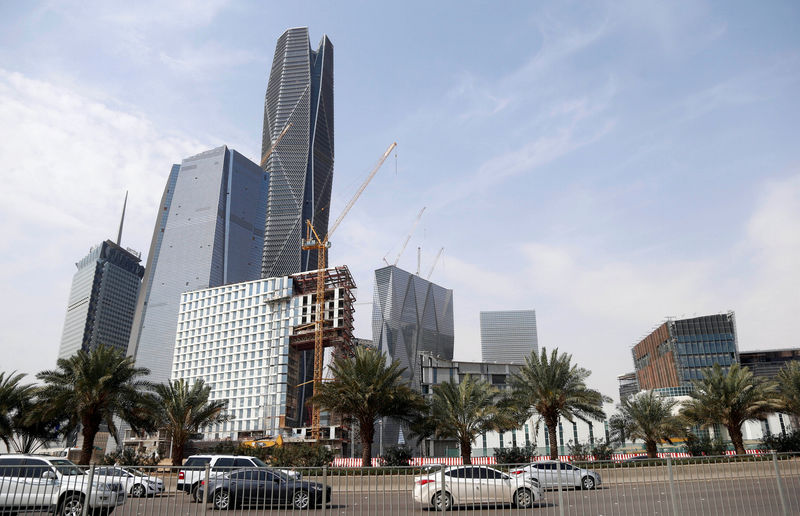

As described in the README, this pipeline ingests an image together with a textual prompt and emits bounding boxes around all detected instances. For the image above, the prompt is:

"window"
[233,458,253,468]
[184,457,211,470]
[0,458,24,477]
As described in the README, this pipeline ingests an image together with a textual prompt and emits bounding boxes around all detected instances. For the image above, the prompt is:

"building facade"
[480,310,538,364]
[58,240,144,360]
[740,348,800,379]
[617,372,639,401]
[632,312,739,396]
[128,146,268,386]
[372,265,454,449]
[261,27,334,277]
[170,267,355,440]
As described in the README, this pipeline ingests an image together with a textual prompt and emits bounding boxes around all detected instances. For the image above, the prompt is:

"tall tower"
[127,146,267,386]
[480,310,539,364]
[261,27,334,277]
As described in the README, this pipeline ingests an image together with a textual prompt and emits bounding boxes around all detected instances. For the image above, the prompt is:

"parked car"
[0,454,126,515]
[197,468,331,510]
[511,460,601,490]
[93,466,164,497]
[177,455,300,501]
[413,465,542,511]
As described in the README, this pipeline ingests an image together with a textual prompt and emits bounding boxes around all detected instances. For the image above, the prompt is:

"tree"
[615,390,685,458]
[608,413,629,446]
[35,345,154,465]
[429,376,517,465]
[151,379,230,465]
[0,371,33,450]
[311,347,425,467]
[8,396,62,454]
[508,348,610,460]
[776,361,800,420]
[681,363,780,455]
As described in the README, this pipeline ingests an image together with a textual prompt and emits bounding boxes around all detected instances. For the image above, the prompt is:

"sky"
[1,0,798,406]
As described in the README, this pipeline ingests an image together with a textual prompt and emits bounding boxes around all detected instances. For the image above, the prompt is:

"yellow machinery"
[242,435,284,448]
[302,142,397,440]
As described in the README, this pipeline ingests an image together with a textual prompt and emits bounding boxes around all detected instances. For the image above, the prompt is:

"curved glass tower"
[261,27,334,277]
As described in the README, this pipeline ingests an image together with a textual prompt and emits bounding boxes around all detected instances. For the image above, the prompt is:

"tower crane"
[427,247,445,280]
[382,206,426,266]
[302,141,397,440]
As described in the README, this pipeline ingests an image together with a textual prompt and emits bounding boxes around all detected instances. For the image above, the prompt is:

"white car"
[511,460,602,490]
[93,466,165,497]
[413,465,542,510]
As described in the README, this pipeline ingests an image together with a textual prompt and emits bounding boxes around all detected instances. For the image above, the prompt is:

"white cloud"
[0,69,207,376]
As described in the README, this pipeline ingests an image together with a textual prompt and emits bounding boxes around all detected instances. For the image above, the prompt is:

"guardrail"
[0,452,797,514]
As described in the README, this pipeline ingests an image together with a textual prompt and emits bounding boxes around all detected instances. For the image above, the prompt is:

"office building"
[480,310,539,364]
[58,240,144,360]
[632,312,739,396]
[372,265,454,449]
[261,27,335,277]
[128,146,267,386]
[617,372,639,401]
[740,348,800,380]
[170,267,355,439]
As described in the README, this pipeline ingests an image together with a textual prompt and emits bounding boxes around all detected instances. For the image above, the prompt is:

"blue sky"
[1,0,798,402]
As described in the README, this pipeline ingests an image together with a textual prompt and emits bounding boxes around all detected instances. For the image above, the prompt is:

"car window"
[23,459,49,478]
[483,468,504,480]
[0,458,25,477]
[184,457,211,469]
[560,463,574,470]
[233,458,253,468]
[231,470,252,480]
[445,468,469,478]
[212,458,235,471]
[251,457,269,468]
[50,459,83,476]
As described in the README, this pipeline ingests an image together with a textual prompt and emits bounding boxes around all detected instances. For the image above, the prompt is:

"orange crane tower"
[302,142,397,440]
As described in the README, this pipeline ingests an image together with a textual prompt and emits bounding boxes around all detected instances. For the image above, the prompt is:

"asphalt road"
[81,473,800,516]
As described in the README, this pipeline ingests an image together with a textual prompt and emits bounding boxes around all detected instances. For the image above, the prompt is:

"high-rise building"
[480,310,539,364]
[170,267,355,440]
[58,240,144,360]
[127,146,267,386]
[372,265,454,448]
[632,312,739,396]
[261,27,334,277]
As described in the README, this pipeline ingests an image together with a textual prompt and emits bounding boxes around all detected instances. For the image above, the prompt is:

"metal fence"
[0,452,798,515]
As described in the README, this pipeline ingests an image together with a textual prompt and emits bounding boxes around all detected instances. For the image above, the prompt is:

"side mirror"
[42,471,57,480]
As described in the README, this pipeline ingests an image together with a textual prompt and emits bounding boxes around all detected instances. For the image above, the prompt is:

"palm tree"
[509,348,610,460]
[428,376,517,465]
[311,347,425,467]
[776,361,800,420]
[9,396,62,454]
[616,390,685,458]
[681,363,780,455]
[35,345,154,465]
[152,379,230,465]
[0,371,33,450]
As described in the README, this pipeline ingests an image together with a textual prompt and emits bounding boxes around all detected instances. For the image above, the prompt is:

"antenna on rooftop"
[117,191,128,246]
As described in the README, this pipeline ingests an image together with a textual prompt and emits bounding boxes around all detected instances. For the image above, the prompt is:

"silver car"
[511,460,601,490]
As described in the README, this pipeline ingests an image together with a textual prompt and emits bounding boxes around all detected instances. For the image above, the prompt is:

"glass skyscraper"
[480,310,539,364]
[58,240,144,360]
[261,27,334,277]
[127,146,267,385]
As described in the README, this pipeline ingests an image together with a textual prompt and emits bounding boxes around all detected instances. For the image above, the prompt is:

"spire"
[117,191,128,246]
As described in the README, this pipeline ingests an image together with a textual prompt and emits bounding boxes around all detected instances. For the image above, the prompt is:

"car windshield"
[124,467,146,476]
[50,459,84,475]
[271,470,290,481]
[250,457,269,468]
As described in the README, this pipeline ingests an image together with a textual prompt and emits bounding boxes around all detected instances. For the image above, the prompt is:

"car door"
[443,467,474,505]
[472,467,508,504]
[0,458,25,508]
[536,462,557,488]
[22,459,59,509]
[559,463,580,487]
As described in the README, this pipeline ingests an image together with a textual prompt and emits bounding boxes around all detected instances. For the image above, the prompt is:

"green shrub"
[381,445,413,466]
[684,432,728,456]
[494,445,537,465]
[590,439,615,461]
[567,441,592,461]
[269,444,334,468]
[762,430,800,453]
[101,448,159,467]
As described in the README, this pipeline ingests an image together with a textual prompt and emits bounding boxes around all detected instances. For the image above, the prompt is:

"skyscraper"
[261,27,334,277]
[58,240,144,360]
[480,310,539,364]
[127,146,267,385]
[372,265,454,449]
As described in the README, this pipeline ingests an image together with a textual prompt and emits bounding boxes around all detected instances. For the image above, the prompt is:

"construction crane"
[302,141,397,440]
[427,247,444,279]
[382,206,426,266]
[260,123,292,167]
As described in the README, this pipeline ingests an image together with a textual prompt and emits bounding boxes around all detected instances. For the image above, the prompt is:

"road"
[92,472,800,516]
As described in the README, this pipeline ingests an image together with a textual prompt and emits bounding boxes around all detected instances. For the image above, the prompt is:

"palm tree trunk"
[461,437,472,465]
[546,417,559,460]
[360,419,374,467]
[645,439,658,458]
[172,440,184,466]
[728,424,746,455]
[79,419,99,465]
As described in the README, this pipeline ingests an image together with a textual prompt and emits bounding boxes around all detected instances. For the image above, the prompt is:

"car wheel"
[190,483,201,502]
[581,475,596,490]
[292,490,311,510]
[514,487,534,508]
[213,489,231,511]
[130,483,146,498]
[431,490,452,511]
[59,493,85,516]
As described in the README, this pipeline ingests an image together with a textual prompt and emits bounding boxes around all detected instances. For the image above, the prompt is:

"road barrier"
[0,452,797,514]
